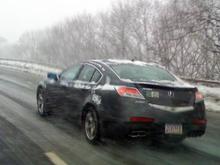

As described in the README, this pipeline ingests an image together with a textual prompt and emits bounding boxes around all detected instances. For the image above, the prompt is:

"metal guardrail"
[0,58,61,76]
[0,58,62,69]
[181,77,220,86]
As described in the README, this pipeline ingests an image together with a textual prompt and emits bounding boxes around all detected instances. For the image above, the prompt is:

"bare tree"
[10,0,220,80]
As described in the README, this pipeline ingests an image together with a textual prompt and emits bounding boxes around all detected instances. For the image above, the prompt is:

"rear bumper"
[101,121,206,138]
[99,98,206,138]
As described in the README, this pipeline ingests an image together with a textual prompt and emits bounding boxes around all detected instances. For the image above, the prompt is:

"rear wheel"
[37,88,49,116]
[84,109,100,144]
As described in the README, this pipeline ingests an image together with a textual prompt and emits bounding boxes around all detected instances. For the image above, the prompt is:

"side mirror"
[47,72,59,81]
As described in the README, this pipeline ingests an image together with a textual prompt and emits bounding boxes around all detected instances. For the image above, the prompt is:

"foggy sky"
[0,0,114,43]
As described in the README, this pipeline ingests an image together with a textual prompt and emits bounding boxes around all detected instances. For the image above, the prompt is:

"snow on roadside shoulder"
[0,60,61,77]
[198,85,220,99]
[197,85,220,112]
[205,101,220,112]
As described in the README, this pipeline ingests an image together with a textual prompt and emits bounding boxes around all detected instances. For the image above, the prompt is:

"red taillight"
[192,119,207,125]
[116,86,145,99]
[130,117,155,123]
[195,91,204,103]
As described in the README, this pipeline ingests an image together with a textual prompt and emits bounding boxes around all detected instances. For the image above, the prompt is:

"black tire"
[84,108,100,144]
[37,88,50,116]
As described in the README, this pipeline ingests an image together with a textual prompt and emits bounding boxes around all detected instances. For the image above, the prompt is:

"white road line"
[45,152,68,165]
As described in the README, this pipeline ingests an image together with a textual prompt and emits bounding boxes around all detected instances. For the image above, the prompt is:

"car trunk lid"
[134,81,196,107]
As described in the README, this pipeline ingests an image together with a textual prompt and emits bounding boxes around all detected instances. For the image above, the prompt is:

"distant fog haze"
[0,0,219,81]
[0,0,114,42]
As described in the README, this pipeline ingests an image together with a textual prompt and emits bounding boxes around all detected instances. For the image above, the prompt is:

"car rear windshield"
[111,64,176,82]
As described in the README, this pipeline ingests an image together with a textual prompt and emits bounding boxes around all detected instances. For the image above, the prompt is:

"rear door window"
[90,70,102,83]
[77,65,96,82]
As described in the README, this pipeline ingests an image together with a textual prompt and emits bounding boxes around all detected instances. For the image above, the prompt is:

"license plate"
[146,91,159,98]
[165,124,182,135]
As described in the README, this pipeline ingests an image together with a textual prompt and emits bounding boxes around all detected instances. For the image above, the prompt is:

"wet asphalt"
[0,67,220,165]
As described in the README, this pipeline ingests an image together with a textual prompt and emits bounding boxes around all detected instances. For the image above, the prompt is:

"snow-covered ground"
[0,59,219,112]
[0,59,61,77]
[197,85,220,112]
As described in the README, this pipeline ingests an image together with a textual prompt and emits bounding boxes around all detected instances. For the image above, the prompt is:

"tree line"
[4,0,220,80]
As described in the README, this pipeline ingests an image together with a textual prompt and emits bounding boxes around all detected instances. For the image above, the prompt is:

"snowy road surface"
[0,67,220,165]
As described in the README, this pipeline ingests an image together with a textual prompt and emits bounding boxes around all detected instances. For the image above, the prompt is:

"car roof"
[89,59,164,69]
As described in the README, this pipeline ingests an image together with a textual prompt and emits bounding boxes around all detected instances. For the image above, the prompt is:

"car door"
[71,64,102,119]
[46,78,63,109]
[56,64,82,115]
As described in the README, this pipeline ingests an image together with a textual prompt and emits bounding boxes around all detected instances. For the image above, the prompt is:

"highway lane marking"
[45,152,68,165]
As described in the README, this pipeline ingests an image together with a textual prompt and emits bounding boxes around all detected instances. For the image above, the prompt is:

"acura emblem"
[168,91,174,97]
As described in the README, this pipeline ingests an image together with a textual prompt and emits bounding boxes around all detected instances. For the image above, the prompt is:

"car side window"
[77,65,95,82]
[60,64,81,81]
[91,70,102,83]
